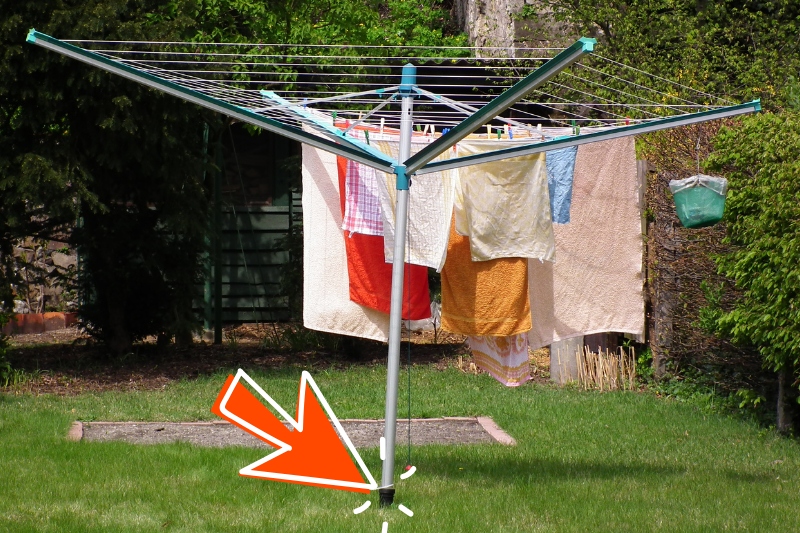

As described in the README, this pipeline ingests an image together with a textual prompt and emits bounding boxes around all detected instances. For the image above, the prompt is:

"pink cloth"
[468,334,531,387]
[342,159,383,236]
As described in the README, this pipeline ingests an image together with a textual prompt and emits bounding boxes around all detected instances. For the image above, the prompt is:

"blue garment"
[546,146,578,224]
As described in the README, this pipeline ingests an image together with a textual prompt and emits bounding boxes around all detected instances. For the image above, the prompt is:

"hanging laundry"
[341,158,383,236]
[528,137,644,349]
[468,333,532,387]
[440,220,531,336]
[373,138,456,271]
[301,144,390,341]
[454,141,555,262]
[546,146,578,224]
[336,156,431,320]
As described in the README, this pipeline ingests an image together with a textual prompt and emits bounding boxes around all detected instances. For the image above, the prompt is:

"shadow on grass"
[416,447,777,486]
[419,450,684,483]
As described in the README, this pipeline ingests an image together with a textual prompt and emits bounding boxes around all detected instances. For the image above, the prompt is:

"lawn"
[1,361,798,532]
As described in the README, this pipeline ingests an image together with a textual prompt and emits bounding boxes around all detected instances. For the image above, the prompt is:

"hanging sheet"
[301,145,390,341]
[454,141,555,262]
[337,156,431,320]
[528,137,644,348]
[440,219,531,336]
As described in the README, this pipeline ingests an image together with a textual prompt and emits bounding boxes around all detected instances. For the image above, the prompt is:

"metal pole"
[379,63,415,507]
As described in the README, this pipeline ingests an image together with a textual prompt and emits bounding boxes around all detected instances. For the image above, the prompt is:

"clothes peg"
[332,111,337,124]
[504,124,509,138]
[380,117,385,134]
[302,98,308,109]
[415,124,422,132]
[497,129,502,140]
[364,130,370,145]
[509,126,514,140]
[430,124,436,136]
[625,117,630,126]
[422,124,429,135]
[486,125,492,137]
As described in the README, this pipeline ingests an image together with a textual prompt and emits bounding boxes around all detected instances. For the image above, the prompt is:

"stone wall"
[11,238,78,314]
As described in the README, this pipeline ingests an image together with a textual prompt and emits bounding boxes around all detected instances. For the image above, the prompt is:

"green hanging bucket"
[669,174,728,229]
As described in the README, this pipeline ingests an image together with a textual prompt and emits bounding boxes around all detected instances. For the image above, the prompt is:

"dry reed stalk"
[575,345,637,391]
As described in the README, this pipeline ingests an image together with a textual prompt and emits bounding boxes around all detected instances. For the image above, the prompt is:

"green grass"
[1,365,799,532]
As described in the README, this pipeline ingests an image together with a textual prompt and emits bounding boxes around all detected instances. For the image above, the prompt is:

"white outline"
[398,504,414,517]
[380,437,386,460]
[353,500,371,514]
[381,522,389,533]
[218,369,378,491]
[400,465,416,480]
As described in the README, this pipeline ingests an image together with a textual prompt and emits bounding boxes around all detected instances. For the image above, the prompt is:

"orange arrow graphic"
[211,369,377,493]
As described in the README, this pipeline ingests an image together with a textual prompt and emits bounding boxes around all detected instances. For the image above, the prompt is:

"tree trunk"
[777,367,793,434]
[106,297,132,356]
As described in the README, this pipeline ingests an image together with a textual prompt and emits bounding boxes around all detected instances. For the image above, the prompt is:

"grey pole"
[379,63,415,507]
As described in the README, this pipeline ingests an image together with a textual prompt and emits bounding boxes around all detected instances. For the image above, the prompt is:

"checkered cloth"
[342,159,383,236]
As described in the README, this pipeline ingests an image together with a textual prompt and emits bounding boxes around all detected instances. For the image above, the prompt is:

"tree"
[1,0,218,353]
[2,0,466,353]
[705,110,800,433]
[522,0,800,110]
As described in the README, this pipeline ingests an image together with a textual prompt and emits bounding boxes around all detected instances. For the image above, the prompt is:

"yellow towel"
[440,220,531,336]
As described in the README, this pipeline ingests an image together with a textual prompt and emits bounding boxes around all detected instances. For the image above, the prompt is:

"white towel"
[455,141,555,262]
[375,138,456,271]
[302,144,389,342]
[468,333,532,387]
[528,137,644,349]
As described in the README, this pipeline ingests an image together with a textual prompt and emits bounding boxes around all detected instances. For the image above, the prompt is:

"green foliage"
[695,280,726,335]
[0,0,224,352]
[636,347,655,383]
[525,0,800,109]
[705,111,800,373]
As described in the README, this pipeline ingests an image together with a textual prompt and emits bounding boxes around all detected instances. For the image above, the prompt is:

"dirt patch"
[74,417,515,448]
[4,324,551,395]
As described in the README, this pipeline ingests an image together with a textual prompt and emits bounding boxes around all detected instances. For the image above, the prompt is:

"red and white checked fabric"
[342,159,383,236]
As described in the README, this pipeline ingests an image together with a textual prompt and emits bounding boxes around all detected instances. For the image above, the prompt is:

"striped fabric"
[468,334,532,387]
[341,159,383,236]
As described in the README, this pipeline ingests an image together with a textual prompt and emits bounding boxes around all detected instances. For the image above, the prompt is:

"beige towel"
[528,137,644,349]
[302,145,389,342]
[455,141,554,262]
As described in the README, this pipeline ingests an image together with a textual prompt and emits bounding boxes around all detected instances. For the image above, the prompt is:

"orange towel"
[337,156,431,320]
[440,220,531,336]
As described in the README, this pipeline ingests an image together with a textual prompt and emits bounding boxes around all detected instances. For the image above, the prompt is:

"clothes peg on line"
[380,117,385,134]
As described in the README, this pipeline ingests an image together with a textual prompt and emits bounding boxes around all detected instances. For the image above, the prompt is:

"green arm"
[415,100,761,175]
